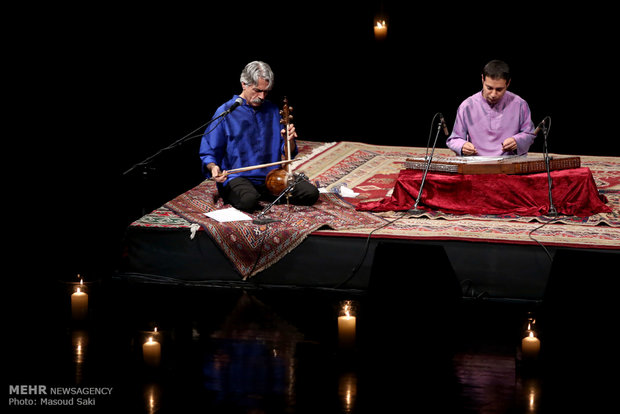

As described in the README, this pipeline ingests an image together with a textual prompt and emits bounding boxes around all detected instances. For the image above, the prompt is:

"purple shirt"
[446,90,536,156]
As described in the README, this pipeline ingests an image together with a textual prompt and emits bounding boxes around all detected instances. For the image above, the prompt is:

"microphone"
[533,118,547,135]
[221,97,243,115]
[439,113,450,136]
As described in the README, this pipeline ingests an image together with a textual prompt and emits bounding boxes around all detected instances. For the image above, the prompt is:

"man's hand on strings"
[462,142,478,156]
[502,137,517,152]
[281,123,297,151]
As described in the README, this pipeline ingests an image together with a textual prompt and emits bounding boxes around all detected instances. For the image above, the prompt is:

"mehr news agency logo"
[8,385,113,407]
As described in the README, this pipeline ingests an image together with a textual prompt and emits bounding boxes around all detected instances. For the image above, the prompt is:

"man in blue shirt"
[200,61,319,211]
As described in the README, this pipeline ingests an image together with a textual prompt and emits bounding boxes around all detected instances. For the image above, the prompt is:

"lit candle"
[71,282,88,320]
[338,302,356,349]
[374,20,387,40]
[143,335,161,367]
[521,331,541,359]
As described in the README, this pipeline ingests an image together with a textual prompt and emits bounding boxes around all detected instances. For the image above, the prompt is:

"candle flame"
[529,331,535,338]
[147,336,153,343]
[342,301,352,317]
[76,287,82,294]
[376,20,386,28]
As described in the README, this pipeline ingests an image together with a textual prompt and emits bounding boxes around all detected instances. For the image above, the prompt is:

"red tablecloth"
[356,167,611,217]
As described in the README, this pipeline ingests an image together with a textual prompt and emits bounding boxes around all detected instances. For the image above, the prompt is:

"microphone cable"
[332,210,409,290]
[333,113,444,289]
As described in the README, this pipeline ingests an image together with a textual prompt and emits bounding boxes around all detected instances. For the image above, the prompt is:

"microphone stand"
[122,106,236,176]
[253,173,309,225]
[540,117,557,217]
[408,114,443,215]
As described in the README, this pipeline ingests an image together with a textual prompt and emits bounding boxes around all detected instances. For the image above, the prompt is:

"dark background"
[10,2,616,279]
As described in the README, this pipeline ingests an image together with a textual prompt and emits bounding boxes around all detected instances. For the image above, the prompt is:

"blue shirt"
[199,95,297,186]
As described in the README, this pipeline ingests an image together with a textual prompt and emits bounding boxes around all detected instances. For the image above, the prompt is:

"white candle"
[338,314,356,349]
[374,21,387,40]
[521,331,541,359]
[71,287,88,320]
[143,336,161,366]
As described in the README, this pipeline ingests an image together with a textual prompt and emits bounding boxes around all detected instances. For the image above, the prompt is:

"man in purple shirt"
[446,60,536,156]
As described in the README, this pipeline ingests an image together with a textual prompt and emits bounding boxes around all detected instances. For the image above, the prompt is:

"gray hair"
[240,61,274,90]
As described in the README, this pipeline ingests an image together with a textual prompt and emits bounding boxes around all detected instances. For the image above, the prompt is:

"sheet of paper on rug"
[339,186,359,197]
[324,182,360,197]
[204,208,253,222]
[318,185,359,197]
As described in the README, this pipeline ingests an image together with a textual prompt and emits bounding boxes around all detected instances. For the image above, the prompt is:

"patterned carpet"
[131,140,619,277]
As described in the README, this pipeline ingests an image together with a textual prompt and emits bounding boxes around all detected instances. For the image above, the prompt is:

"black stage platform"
[120,225,618,302]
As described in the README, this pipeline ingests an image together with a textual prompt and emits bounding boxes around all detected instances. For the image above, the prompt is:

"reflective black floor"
[7,273,616,413]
